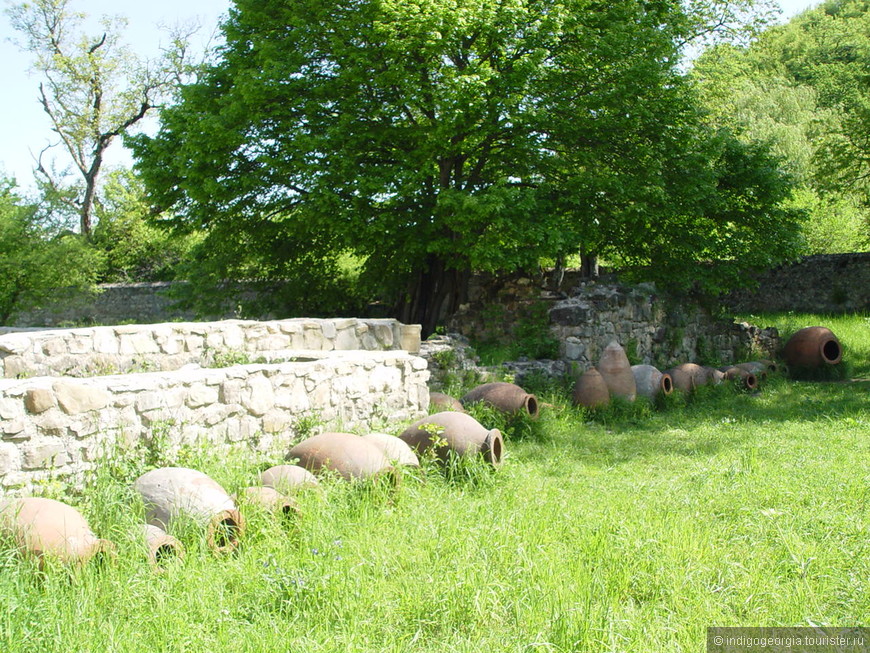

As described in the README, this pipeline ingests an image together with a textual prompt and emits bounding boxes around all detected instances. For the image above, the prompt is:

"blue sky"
[0,0,821,192]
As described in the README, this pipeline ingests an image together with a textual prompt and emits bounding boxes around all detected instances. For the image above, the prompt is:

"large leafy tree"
[133,0,799,333]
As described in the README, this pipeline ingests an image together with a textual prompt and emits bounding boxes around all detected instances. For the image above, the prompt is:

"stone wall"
[11,282,203,328]
[0,351,429,493]
[0,318,421,379]
[449,278,778,372]
[725,253,870,314]
[0,318,428,494]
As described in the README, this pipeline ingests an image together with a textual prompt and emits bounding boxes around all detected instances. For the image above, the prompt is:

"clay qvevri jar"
[719,366,758,390]
[235,486,300,520]
[138,523,185,569]
[429,392,466,413]
[631,365,673,400]
[783,326,842,369]
[287,432,392,481]
[260,464,319,494]
[460,382,539,418]
[735,362,767,382]
[666,363,709,392]
[133,467,246,554]
[598,341,636,401]
[572,367,611,408]
[398,412,503,468]
[362,433,420,467]
[0,497,115,567]
[704,366,726,385]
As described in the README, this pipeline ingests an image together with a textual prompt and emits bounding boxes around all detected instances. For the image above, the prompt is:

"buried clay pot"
[704,367,727,385]
[235,487,301,521]
[631,365,673,400]
[719,366,759,390]
[0,497,115,567]
[398,412,504,468]
[665,363,710,392]
[572,367,610,409]
[783,326,842,369]
[260,464,319,494]
[137,523,185,569]
[735,362,768,382]
[598,341,636,401]
[429,392,466,413]
[362,433,420,467]
[460,382,539,418]
[287,432,393,481]
[133,467,246,555]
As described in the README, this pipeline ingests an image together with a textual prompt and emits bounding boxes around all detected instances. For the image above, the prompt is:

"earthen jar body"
[235,486,299,518]
[138,523,185,568]
[598,341,636,401]
[631,365,673,399]
[666,363,709,392]
[783,326,842,368]
[573,367,611,408]
[719,366,759,390]
[260,464,319,494]
[362,433,420,467]
[398,412,503,468]
[460,382,539,418]
[735,362,768,382]
[287,432,392,481]
[133,467,245,554]
[0,497,114,566]
[429,392,466,413]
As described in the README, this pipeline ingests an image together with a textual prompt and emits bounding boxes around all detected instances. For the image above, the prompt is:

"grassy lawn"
[0,313,867,652]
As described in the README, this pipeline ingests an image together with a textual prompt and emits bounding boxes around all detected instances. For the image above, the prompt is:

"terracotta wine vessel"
[0,497,115,567]
[572,367,610,408]
[133,467,246,554]
[137,523,185,569]
[260,464,319,494]
[287,432,392,481]
[598,341,636,401]
[630,365,673,400]
[398,412,503,468]
[362,432,420,467]
[460,382,539,418]
[429,392,466,413]
[783,326,842,368]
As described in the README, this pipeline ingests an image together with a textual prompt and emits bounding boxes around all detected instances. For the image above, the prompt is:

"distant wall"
[725,253,870,314]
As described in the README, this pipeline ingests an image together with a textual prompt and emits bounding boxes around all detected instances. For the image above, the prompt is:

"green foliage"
[92,170,201,282]
[0,176,103,324]
[132,0,796,329]
[784,187,870,254]
[692,1,870,253]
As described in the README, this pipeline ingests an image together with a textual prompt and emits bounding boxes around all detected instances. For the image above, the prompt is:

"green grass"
[0,314,868,652]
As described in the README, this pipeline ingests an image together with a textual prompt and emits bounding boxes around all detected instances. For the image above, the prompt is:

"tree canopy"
[692,0,870,253]
[133,0,802,332]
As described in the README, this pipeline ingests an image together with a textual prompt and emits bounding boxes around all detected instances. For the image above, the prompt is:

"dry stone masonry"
[0,319,428,494]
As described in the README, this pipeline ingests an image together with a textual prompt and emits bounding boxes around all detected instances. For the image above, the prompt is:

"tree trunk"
[580,251,599,278]
[394,255,469,338]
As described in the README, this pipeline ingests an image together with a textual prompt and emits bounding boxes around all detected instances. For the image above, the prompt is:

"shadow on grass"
[511,376,868,471]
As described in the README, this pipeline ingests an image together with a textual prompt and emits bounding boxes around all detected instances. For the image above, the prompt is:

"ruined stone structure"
[0,319,428,494]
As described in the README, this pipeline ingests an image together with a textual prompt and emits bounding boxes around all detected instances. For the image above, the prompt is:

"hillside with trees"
[692,0,870,254]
